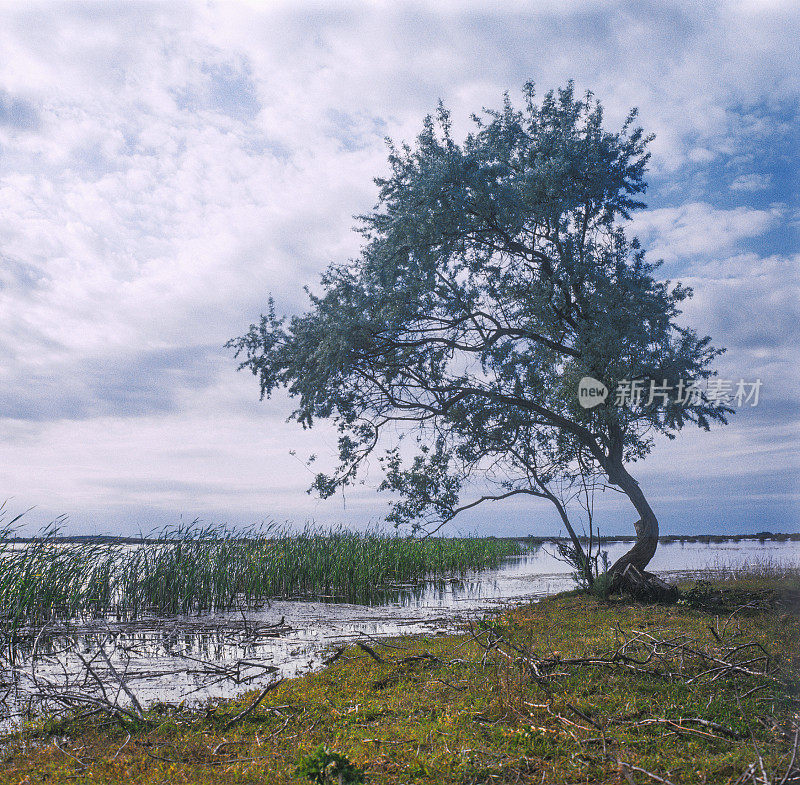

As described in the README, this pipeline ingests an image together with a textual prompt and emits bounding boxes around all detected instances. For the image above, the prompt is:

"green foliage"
[676,578,715,607]
[587,570,614,599]
[0,519,523,630]
[476,612,505,635]
[229,81,728,540]
[555,537,610,596]
[295,745,364,784]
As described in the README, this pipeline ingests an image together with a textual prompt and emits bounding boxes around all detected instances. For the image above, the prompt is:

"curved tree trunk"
[605,461,659,576]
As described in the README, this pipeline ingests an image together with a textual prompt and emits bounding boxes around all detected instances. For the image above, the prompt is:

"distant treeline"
[3,534,162,544]
[521,532,800,546]
[3,531,799,545]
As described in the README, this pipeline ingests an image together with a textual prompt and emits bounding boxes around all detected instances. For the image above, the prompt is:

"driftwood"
[220,678,284,732]
[473,618,798,784]
[0,616,292,730]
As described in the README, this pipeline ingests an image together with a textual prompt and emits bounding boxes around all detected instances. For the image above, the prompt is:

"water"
[2,539,798,727]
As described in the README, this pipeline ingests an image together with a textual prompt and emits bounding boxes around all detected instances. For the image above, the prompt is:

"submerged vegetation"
[0,521,524,628]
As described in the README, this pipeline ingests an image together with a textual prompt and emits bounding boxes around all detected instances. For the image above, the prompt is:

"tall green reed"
[0,517,523,629]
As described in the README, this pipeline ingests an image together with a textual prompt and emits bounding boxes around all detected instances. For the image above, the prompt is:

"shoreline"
[1,574,797,784]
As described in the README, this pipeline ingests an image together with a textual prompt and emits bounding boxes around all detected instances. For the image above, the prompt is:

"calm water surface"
[5,539,799,725]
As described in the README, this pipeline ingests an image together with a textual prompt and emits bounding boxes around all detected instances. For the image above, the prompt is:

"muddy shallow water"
[3,539,798,728]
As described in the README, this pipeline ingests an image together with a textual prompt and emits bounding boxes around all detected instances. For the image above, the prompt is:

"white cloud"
[678,253,800,388]
[631,203,783,263]
[730,173,772,191]
[0,2,797,535]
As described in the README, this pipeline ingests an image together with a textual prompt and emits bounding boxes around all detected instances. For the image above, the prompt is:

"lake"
[2,538,798,729]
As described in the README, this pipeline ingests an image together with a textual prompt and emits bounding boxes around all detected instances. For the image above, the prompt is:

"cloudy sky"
[0,1,797,538]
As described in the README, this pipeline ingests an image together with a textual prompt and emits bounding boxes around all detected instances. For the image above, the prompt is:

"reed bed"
[0,521,523,628]
[700,553,800,582]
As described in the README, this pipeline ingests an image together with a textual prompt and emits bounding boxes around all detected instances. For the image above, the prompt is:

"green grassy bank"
[2,574,798,784]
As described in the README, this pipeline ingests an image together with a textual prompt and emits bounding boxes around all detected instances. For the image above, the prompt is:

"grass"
[0,521,524,629]
[1,573,797,784]
[698,557,800,583]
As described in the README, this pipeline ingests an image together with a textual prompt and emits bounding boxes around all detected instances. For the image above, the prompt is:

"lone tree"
[229,83,729,580]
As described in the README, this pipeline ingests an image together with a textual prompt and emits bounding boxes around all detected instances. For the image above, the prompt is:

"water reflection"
[2,539,798,727]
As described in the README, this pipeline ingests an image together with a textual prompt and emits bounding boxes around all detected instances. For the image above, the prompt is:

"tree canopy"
[229,82,729,578]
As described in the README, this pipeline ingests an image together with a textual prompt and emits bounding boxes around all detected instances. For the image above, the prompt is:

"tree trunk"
[533,475,593,586]
[605,461,659,576]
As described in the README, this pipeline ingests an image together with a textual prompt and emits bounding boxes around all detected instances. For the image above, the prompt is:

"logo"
[574,376,762,409]
[577,376,608,409]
